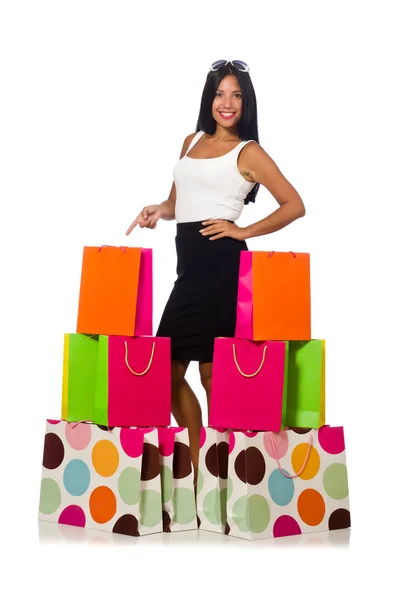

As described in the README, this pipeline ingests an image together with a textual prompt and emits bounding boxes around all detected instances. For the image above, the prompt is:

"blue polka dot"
[63,459,91,496]
[268,468,294,506]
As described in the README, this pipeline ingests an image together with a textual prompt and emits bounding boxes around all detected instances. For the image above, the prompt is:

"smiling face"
[212,74,243,130]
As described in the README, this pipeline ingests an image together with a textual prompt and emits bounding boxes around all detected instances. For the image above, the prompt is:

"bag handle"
[270,432,313,478]
[98,245,127,253]
[267,251,296,258]
[233,343,267,378]
[124,341,156,376]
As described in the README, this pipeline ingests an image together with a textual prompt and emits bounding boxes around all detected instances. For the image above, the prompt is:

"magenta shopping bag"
[135,248,153,336]
[107,336,171,427]
[209,338,289,431]
[235,251,253,339]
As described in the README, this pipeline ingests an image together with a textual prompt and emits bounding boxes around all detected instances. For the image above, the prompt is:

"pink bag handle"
[98,245,126,253]
[270,432,313,478]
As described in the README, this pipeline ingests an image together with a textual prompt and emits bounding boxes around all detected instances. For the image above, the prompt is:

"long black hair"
[195,63,260,205]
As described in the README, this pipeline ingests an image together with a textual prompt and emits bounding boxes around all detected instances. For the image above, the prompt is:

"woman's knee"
[171,360,189,391]
[199,362,213,394]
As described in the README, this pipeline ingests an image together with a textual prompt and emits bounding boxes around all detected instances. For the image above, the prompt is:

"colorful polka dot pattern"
[227,426,350,540]
[156,427,197,533]
[197,427,230,534]
[39,421,163,537]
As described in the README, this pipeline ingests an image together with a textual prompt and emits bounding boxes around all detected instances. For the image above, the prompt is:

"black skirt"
[156,221,248,363]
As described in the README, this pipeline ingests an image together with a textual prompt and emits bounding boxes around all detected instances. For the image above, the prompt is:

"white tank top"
[173,130,256,223]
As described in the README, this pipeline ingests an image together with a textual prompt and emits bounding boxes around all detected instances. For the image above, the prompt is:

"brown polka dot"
[173,442,192,479]
[246,447,266,485]
[290,428,312,434]
[197,516,201,529]
[43,433,64,469]
[328,508,351,530]
[112,514,140,536]
[162,511,171,533]
[205,443,219,477]
[218,441,229,480]
[225,521,230,535]
[141,443,160,481]
[235,450,247,483]
[96,425,114,432]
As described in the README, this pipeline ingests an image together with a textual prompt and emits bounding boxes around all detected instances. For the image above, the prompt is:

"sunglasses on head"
[209,59,250,73]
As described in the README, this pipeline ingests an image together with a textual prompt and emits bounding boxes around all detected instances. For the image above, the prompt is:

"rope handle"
[124,341,156,376]
[68,420,113,432]
[267,251,296,258]
[233,343,267,378]
[270,432,313,478]
[98,245,126,253]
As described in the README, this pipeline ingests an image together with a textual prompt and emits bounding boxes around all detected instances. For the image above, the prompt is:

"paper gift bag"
[94,335,171,427]
[39,420,163,537]
[236,251,311,340]
[62,334,99,422]
[196,427,229,534]
[286,340,326,428]
[76,246,152,336]
[157,427,197,532]
[226,426,350,540]
[209,338,289,431]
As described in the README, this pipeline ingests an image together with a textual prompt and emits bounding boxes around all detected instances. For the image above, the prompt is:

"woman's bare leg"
[199,362,213,418]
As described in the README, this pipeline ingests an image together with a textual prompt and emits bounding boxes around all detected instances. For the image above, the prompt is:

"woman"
[126,59,306,481]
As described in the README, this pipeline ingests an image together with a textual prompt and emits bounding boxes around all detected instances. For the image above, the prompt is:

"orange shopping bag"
[253,251,311,340]
[76,245,149,336]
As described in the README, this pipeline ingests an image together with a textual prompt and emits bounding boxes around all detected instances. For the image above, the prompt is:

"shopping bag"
[196,427,229,534]
[76,246,152,336]
[62,333,99,422]
[286,340,326,428]
[209,338,289,431]
[94,335,171,427]
[235,250,311,340]
[157,427,197,532]
[226,426,350,540]
[39,420,163,537]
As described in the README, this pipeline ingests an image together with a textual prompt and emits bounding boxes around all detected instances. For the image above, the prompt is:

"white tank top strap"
[185,131,206,156]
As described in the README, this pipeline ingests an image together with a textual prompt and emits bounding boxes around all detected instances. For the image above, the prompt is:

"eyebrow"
[216,89,242,93]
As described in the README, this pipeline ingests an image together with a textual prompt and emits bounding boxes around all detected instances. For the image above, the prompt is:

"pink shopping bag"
[135,248,153,336]
[107,336,171,427]
[209,338,289,432]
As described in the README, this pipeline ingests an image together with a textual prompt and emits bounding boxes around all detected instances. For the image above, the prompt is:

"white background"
[1,0,396,597]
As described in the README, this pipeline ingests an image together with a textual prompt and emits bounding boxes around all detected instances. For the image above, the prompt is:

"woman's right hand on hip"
[126,204,162,235]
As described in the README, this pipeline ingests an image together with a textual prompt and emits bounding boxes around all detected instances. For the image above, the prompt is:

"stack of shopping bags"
[197,250,350,540]
[39,245,197,537]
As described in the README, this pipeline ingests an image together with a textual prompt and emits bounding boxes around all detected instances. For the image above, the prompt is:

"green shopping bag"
[62,334,99,422]
[286,340,326,428]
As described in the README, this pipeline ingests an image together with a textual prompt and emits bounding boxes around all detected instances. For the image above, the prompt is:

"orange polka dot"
[291,443,320,480]
[92,440,119,477]
[297,489,325,526]
[89,486,117,523]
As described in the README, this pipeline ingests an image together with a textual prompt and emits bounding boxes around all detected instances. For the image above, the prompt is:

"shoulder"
[179,131,200,158]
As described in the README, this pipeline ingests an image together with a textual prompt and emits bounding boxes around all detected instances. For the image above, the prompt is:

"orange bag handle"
[98,245,127,253]
[124,341,155,376]
[232,343,267,378]
[267,250,296,258]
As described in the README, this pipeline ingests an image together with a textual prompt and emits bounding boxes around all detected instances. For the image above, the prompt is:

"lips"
[219,112,236,120]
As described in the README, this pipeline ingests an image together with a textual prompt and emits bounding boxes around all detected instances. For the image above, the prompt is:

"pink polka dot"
[228,432,235,454]
[65,422,92,450]
[47,419,62,424]
[170,427,185,433]
[120,428,144,457]
[318,426,345,454]
[200,428,207,449]
[264,431,289,459]
[243,431,258,438]
[215,427,228,433]
[273,515,301,538]
[58,505,86,528]
[135,427,156,433]
[158,428,175,457]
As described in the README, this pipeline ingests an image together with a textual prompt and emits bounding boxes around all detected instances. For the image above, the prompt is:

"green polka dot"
[173,488,196,524]
[220,488,228,526]
[248,495,270,533]
[118,467,140,505]
[197,469,204,495]
[39,478,61,514]
[323,463,349,499]
[140,490,162,527]
[203,489,221,525]
[227,477,233,501]
[232,496,249,532]
[161,465,173,504]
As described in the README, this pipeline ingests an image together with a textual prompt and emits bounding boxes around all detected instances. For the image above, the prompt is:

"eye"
[215,92,242,98]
